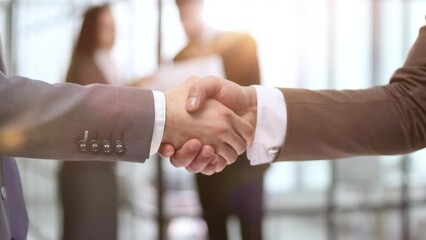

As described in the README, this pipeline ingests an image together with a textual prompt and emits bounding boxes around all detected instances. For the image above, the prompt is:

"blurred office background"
[1,0,426,239]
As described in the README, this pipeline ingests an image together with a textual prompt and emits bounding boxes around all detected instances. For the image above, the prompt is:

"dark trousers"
[198,179,264,240]
[59,161,117,240]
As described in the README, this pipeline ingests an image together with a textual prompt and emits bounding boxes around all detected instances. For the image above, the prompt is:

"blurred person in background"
[59,5,124,240]
[174,0,268,239]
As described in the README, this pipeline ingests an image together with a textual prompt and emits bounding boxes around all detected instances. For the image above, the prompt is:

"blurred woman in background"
[59,5,122,240]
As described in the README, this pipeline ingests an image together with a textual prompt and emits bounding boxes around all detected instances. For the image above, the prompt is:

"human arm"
[161,25,426,165]
[0,73,253,165]
[162,70,426,167]
[278,25,426,160]
[0,72,154,161]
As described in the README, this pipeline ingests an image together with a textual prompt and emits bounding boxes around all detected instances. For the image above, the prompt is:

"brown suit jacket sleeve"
[0,73,155,162]
[277,26,426,161]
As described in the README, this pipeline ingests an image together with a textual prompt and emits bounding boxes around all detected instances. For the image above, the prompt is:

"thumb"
[185,76,222,113]
[186,96,201,113]
[158,143,175,158]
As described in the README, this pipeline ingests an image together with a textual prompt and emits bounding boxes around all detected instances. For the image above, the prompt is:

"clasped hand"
[161,76,257,175]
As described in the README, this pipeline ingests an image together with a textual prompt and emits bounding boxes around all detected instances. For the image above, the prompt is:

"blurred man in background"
[174,0,268,239]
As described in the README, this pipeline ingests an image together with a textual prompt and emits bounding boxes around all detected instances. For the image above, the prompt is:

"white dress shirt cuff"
[247,86,287,165]
[150,91,166,156]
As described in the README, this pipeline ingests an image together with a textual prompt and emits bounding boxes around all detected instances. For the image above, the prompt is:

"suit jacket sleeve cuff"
[247,85,287,165]
[150,91,166,156]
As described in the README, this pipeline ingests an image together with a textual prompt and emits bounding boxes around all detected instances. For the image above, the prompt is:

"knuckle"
[170,157,186,168]
[223,110,233,119]
[204,75,215,81]
[247,124,255,137]
[227,155,237,165]
[237,147,245,156]
[216,126,229,136]
[186,165,200,173]
[202,170,214,176]
[215,160,226,172]
[215,166,225,173]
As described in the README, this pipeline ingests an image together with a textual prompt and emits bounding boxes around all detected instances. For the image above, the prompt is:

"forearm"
[249,68,426,162]
[278,76,426,160]
[0,73,155,161]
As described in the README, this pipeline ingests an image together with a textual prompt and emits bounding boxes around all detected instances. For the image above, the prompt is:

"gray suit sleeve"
[0,73,155,162]
[278,26,426,161]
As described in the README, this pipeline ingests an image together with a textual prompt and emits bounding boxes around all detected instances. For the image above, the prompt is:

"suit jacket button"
[90,140,101,152]
[114,140,125,154]
[102,140,112,153]
[78,140,88,152]
[1,186,7,200]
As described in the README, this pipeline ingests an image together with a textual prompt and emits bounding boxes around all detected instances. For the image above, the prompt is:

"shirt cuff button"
[268,147,280,155]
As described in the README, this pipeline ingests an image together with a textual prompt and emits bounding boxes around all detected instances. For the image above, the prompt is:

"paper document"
[142,54,224,91]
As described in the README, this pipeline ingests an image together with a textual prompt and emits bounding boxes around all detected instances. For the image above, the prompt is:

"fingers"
[158,143,175,158]
[164,76,252,173]
[216,142,239,165]
[231,112,256,146]
[169,142,229,175]
[213,109,253,157]
[169,139,202,168]
[185,76,225,112]
[165,131,239,170]
[219,116,247,157]
[186,148,228,175]
[167,106,247,167]
[185,76,255,120]
[200,154,227,175]
[185,145,215,173]
[211,115,243,162]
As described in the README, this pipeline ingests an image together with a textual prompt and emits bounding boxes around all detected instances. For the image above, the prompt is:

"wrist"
[245,86,257,111]
[242,86,257,143]
[162,91,179,147]
[151,91,167,155]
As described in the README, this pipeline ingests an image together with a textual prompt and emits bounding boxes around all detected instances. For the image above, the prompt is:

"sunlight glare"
[203,0,255,31]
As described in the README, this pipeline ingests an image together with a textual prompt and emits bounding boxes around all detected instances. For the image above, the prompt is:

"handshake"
[159,76,258,175]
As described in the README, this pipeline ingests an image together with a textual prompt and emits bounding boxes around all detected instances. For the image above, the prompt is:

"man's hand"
[159,76,258,175]
[185,76,257,125]
[161,77,255,173]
